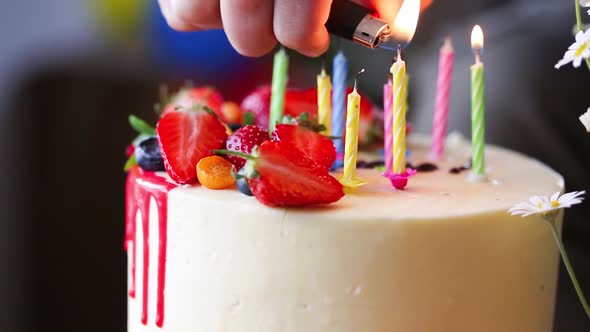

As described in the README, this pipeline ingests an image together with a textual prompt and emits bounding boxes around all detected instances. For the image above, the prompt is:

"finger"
[352,0,431,25]
[420,0,433,11]
[273,0,331,57]
[158,0,193,31]
[352,0,401,24]
[163,0,223,31]
[220,0,277,57]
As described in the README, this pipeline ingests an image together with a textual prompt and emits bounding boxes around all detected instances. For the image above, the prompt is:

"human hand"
[158,0,432,57]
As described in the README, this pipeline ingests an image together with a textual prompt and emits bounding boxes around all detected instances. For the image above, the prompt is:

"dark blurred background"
[0,0,589,331]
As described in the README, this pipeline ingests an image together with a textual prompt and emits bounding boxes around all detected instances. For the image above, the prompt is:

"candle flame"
[471,25,484,50]
[390,0,420,44]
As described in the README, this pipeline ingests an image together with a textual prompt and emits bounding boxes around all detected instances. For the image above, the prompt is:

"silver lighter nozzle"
[377,30,408,52]
[353,15,390,49]
[353,14,407,51]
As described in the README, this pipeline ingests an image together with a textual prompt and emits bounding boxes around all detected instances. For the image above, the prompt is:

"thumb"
[351,0,433,24]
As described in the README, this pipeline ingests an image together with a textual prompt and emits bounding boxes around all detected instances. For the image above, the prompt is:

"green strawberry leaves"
[281,112,326,133]
[124,114,156,172]
[129,114,156,136]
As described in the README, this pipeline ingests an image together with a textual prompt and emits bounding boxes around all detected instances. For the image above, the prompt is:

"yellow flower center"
[537,202,543,209]
[551,200,560,208]
[575,42,588,57]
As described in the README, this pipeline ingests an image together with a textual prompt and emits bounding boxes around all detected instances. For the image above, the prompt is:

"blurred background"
[0,0,589,331]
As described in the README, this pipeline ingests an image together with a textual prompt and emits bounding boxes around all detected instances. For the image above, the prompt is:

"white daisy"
[509,191,585,217]
[582,0,590,15]
[555,29,590,69]
[510,186,590,318]
[580,108,590,132]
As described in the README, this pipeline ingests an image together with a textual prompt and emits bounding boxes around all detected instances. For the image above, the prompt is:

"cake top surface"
[166,134,564,222]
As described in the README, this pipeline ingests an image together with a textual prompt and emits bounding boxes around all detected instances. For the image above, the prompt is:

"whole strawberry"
[240,86,316,128]
[225,125,268,169]
[241,86,376,145]
[243,141,344,207]
[157,107,227,184]
[162,87,225,120]
[240,86,271,128]
[271,124,336,170]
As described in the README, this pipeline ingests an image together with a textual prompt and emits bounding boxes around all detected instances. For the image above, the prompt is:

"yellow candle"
[391,52,408,175]
[339,70,367,192]
[317,69,332,135]
[382,0,419,190]
[343,87,360,181]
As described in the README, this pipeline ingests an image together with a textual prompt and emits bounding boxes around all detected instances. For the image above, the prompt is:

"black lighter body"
[325,0,399,51]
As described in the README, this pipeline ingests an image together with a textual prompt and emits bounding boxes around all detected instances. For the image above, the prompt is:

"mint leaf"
[129,115,156,135]
[243,112,255,126]
[124,154,137,172]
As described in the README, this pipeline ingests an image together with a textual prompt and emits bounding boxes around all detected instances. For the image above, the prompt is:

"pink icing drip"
[125,168,176,328]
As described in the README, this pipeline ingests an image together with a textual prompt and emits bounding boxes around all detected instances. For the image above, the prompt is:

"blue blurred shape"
[147,1,256,80]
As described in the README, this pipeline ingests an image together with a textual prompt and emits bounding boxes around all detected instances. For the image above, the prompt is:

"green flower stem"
[547,219,590,318]
[575,0,590,71]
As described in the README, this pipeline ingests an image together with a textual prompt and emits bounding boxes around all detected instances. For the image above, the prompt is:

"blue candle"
[331,51,348,169]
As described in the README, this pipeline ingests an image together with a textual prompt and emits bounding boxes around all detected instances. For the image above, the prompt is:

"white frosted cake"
[125,134,564,332]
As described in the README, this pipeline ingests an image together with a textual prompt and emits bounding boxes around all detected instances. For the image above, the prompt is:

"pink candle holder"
[382,169,417,190]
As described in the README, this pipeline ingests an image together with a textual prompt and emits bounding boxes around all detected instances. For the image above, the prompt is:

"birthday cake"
[124,82,564,332]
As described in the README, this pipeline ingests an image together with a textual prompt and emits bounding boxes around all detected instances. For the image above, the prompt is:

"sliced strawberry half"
[271,124,336,170]
[246,141,344,207]
[157,108,228,184]
[162,86,224,120]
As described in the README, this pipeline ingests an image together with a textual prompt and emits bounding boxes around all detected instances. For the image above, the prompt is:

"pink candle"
[383,78,393,172]
[431,37,455,160]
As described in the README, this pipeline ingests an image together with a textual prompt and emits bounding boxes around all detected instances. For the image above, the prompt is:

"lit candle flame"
[390,0,420,44]
[471,25,484,50]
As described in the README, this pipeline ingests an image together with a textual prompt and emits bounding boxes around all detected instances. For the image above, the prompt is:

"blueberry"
[135,136,165,171]
[236,168,253,196]
[229,123,242,132]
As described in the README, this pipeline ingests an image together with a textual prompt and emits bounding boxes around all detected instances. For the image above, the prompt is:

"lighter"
[325,0,400,51]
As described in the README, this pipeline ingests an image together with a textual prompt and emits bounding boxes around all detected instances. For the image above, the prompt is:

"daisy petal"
[559,190,585,203]
[529,196,543,206]
[555,59,569,69]
[564,50,576,59]
[580,109,590,132]
[575,31,585,43]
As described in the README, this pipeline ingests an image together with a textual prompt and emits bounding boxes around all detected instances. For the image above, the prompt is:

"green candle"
[269,48,289,133]
[470,25,486,178]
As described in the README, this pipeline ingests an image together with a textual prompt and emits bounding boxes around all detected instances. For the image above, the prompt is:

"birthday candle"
[470,26,486,177]
[331,51,348,167]
[383,79,393,173]
[269,48,289,134]
[317,68,332,135]
[391,52,408,175]
[381,0,419,190]
[342,70,364,182]
[431,37,454,160]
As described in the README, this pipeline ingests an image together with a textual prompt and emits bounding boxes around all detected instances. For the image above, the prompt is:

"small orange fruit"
[197,156,236,189]
[221,101,242,125]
